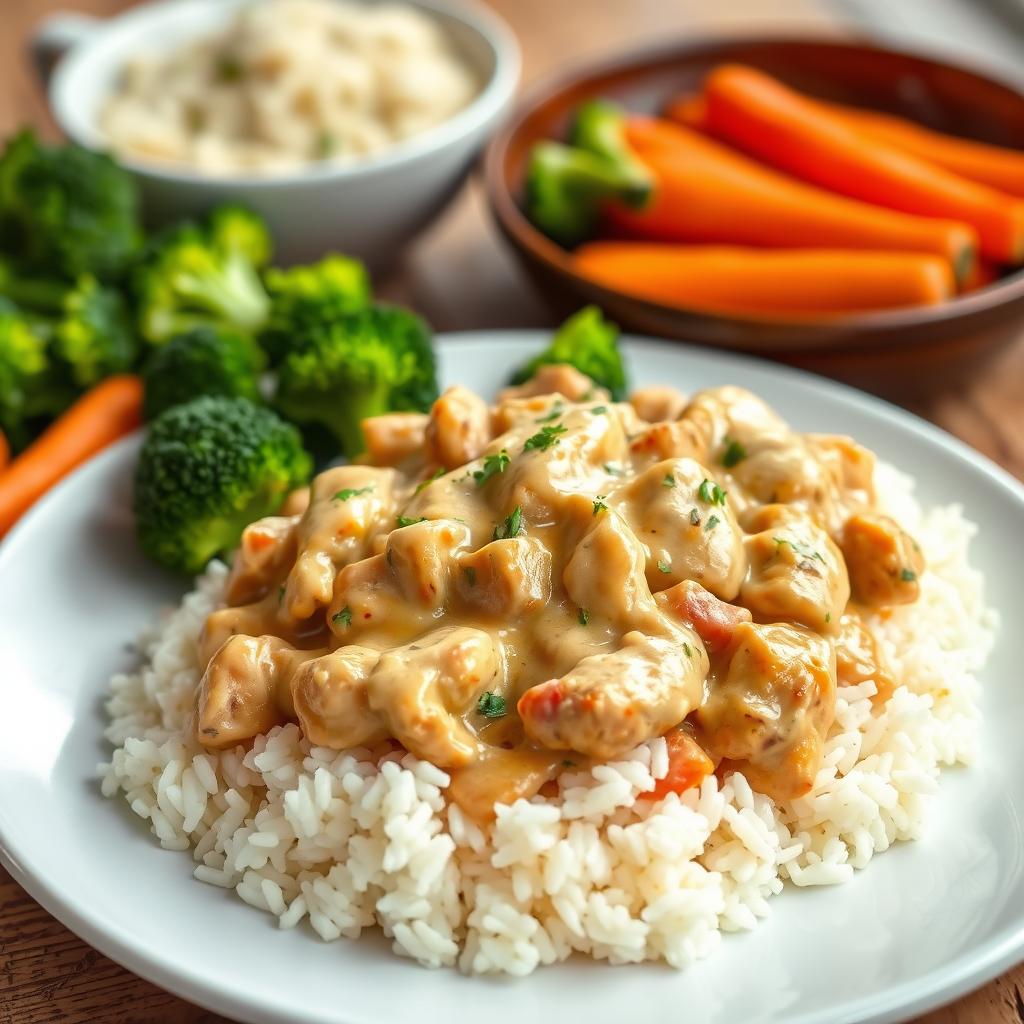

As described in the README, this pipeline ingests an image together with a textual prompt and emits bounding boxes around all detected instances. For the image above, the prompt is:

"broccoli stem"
[176,257,270,331]
[570,100,653,205]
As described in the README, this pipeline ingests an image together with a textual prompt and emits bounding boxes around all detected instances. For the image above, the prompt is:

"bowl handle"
[30,11,100,86]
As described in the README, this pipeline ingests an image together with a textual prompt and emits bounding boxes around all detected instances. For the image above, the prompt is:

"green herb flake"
[689,507,701,527]
[476,691,507,719]
[603,462,624,477]
[523,423,568,452]
[705,514,721,532]
[463,566,477,587]
[682,642,693,658]
[578,608,590,626]
[590,405,608,415]
[396,515,428,528]
[334,485,375,501]
[536,406,564,423]
[493,505,525,541]
[698,478,727,505]
[657,559,672,574]
[720,437,747,469]
[332,606,353,628]
[473,449,510,488]
[415,467,445,494]
[562,759,576,768]
[825,612,832,623]
[216,54,244,82]
[315,131,337,158]
[662,473,676,488]
[277,585,285,606]
[592,495,609,516]
[773,536,825,563]
[900,568,918,583]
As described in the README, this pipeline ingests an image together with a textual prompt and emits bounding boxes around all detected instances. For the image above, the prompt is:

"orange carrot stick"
[0,375,143,537]
[960,258,1002,293]
[604,117,976,279]
[664,94,708,129]
[699,64,1024,263]
[573,242,954,317]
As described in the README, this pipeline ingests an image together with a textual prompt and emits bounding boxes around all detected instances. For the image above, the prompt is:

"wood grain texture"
[1,1,1022,1021]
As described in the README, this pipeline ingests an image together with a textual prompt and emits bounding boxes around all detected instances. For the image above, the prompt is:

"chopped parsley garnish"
[900,568,918,582]
[662,473,676,488]
[578,608,590,626]
[689,507,701,526]
[476,692,507,719]
[773,536,825,562]
[316,131,337,158]
[332,606,352,628]
[657,559,672,574]
[396,515,428,528]
[705,514,721,532]
[698,478,727,505]
[334,485,374,501]
[474,449,510,487]
[216,54,244,81]
[277,585,285,606]
[825,612,832,623]
[682,642,693,658]
[591,405,608,415]
[415,467,445,494]
[493,505,525,540]
[523,424,567,452]
[463,566,477,587]
[720,437,747,468]
[536,406,564,423]
[604,462,624,477]
[592,495,609,516]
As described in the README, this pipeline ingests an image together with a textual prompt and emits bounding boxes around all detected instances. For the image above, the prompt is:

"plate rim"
[1,328,1023,1024]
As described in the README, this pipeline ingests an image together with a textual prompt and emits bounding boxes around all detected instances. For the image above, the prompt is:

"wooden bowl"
[483,36,1024,398]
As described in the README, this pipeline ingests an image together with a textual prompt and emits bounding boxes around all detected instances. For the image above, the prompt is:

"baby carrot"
[700,64,1024,263]
[573,242,954,316]
[0,375,143,537]
[604,117,976,279]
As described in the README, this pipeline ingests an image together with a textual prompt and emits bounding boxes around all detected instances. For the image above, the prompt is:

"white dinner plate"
[1,332,1023,1024]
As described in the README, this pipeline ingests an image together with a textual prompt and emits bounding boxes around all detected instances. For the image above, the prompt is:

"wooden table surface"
[2,0,1024,1021]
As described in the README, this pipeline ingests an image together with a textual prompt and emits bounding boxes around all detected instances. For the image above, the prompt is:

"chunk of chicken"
[290,646,387,749]
[834,612,895,702]
[361,412,429,467]
[629,385,687,424]
[807,434,876,526]
[740,505,849,633]
[496,364,606,404]
[448,746,566,821]
[196,636,320,749]
[620,458,746,599]
[386,518,472,611]
[368,627,503,766]
[225,515,299,606]
[696,621,836,801]
[425,386,493,470]
[841,513,924,607]
[456,536,552,617]
[284,465,398,620]
[657,579,752,655]
[519,631,708,759]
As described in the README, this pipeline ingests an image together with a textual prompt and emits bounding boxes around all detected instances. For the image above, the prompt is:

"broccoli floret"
[134,396,311,574]
[0,297,72,451]
[133,205,272,344]
[141,325,264,421]
[524,101,652,248]
[510,306,627,400]
[0,130,141,281]
[53,276,137,388]
[275,305,438,457]
[260,254,371,363]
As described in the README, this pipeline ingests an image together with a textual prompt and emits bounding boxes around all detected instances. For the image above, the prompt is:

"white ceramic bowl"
[33,0,520,266]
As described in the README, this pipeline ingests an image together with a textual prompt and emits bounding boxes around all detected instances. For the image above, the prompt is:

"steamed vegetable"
[133,204,272,343]
[275,305,438,457]
[141,325,264,420]
[698,64,1024,263]
[609,116,976,280]
[260,253,371,363]
[0,130,141,281]
[0,375,143,537]
[134,396,311,574]
[509,306,626,400]
[573,243,954,316]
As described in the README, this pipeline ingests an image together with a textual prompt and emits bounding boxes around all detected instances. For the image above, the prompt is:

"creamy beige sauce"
[193,373,925,815]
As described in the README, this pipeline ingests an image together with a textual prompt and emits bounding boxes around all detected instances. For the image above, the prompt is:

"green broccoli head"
[54,275,138,389]
[141,325,264,421]
[275,304,438,457]
[134,396,311,575]
[260,253,371,363]
[0,130,141,281]
[133,205,272,344]
[510,306,627,400]
[0,297,72,451]
[524,101,652,248]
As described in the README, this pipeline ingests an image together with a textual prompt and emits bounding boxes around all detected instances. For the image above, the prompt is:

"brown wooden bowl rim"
[483,31,1024,354]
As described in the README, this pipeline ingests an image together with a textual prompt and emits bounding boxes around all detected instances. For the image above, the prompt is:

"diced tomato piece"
[661,579,751,654]
[649,729,714,800]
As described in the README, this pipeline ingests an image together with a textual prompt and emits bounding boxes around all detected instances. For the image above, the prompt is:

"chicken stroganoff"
[192,366,925,817]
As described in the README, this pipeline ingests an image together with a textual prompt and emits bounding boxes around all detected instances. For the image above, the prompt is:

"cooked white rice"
[99,464,995,974]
